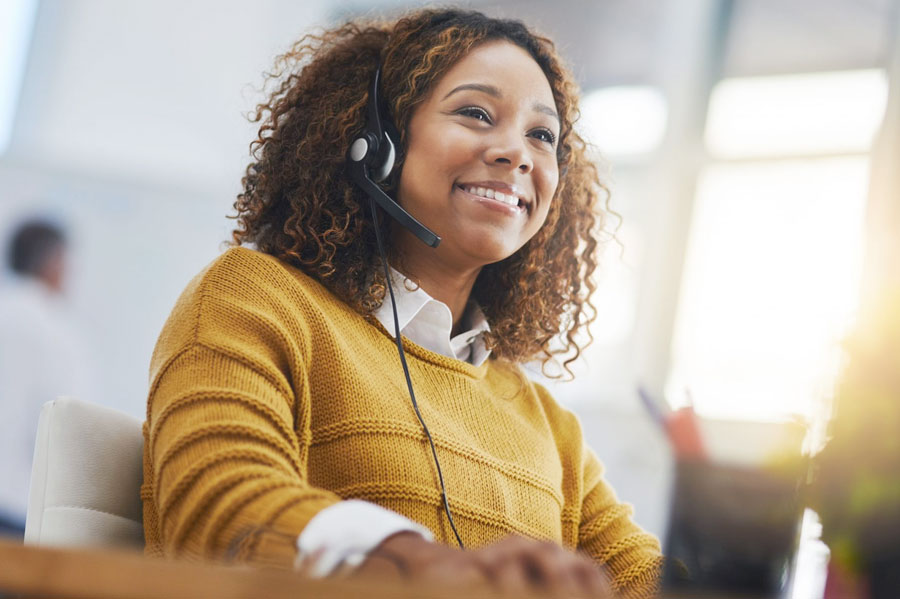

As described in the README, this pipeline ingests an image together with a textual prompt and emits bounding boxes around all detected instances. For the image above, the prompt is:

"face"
[40,244,67,295]
[395,40,560,271]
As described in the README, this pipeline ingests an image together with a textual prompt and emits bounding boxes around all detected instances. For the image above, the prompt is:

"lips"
[455,182,530,211]
[460,185,519,207]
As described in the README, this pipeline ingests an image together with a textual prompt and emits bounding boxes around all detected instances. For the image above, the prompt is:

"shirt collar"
[449,303,490,365]
[373,268,491,366]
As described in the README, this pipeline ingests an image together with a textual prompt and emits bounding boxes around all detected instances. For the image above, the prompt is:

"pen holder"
[662,459,805,598]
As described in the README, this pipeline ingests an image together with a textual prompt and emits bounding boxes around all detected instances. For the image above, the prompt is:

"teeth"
[464,186,519,207]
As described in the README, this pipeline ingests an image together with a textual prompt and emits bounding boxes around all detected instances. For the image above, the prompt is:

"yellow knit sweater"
[142,247,662,596]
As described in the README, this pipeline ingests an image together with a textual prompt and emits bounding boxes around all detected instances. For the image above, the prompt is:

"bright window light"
[706,70,888,158]
[578,86,668,157]
[0,0,38,156]
[667,157,869,421]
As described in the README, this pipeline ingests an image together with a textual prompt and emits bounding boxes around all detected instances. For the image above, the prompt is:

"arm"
[144,256,343,567]
[146,339,341,566]
[577,447,664,599]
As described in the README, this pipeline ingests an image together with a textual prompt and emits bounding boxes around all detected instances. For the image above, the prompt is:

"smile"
[456,184,528,214]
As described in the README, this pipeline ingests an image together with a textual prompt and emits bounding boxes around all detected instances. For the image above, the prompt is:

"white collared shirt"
[373,268,491,367]
[295,269,491,575]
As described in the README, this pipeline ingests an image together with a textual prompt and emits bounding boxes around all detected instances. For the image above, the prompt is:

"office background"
[1,0,898,544]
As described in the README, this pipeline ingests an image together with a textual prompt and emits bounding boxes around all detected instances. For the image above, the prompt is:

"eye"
[456,106,492,123]
[529,127,557,145]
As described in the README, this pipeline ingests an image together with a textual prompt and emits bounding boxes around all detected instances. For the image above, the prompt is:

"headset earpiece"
[371,132,395,182]
[347,127,394,183]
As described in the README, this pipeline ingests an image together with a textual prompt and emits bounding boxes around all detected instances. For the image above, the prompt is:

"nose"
[484,129,533,174]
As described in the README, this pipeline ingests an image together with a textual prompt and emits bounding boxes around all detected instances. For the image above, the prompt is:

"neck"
[392,242,481,337]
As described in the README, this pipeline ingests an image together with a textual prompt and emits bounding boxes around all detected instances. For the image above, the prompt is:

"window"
[0,0,39,155]
[578,86,668,159]
[667,70,888,420]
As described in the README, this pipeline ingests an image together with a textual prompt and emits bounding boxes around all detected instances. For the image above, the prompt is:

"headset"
[347,68,440,249]
[346,66,465,549]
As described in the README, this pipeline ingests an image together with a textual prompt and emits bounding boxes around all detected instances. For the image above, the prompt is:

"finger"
[472,536,529,582]
[477,538,577,597]
[572,554,614,598]
[421,554,489,590]
[522,542,586,596]
[350,551,406,582]
[293,548,326,576]
[473,540,544,595]
[497,564,534,595]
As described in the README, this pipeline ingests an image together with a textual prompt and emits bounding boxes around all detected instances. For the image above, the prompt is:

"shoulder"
[150,246,345,376]
[202,246,318,297]
[529,378,584,436]
[172,246,338,317]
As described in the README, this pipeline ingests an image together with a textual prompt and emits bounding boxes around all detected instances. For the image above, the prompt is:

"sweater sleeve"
[578,447,664,599]
[143,257,342,567]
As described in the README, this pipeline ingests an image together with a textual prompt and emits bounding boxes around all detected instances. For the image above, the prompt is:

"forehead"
[430,40,556,109]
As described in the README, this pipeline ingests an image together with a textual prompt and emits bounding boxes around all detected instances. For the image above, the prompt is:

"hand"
[353,531,488,590]
[355,532,614,598]
[472,535,612,598]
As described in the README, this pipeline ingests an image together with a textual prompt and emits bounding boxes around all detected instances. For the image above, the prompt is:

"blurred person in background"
[0,219,93,537]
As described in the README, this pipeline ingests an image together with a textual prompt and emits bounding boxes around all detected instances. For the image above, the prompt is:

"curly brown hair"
[231,8,608,374]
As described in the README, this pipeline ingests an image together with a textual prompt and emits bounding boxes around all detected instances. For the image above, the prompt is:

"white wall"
[0,163,229,416]
[1,0,334,415]
[9,0,330,195]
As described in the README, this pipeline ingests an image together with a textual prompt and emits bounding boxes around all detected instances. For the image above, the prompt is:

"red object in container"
[665,407,708,461]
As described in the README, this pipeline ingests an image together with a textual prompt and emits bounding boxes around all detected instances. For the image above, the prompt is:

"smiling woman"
[141,8,662,599]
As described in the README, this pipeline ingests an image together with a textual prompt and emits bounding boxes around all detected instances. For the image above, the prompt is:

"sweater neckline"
[259,247,492,381]
[369,317,491,380]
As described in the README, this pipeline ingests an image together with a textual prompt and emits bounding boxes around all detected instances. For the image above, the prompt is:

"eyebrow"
[442,83,560,124]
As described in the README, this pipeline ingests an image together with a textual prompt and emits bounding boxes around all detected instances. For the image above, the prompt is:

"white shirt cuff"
[295,499,433,577]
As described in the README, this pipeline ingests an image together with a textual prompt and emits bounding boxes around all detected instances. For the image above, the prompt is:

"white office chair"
[24,398,145,548]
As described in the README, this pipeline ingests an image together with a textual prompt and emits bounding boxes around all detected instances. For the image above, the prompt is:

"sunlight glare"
[667,158,869,421]
[578,86,668,157]
[706,70,888,158]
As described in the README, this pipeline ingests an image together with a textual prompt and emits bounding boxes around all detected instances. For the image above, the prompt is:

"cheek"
[527,168,559,237]
[537,167,559,218]
[400,134,466,202]
[410,122,473,167]
[432,130,480,175]
[398,141,436,200]
[534,200,553,234]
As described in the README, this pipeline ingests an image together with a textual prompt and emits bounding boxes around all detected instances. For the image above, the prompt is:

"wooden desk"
[0,537,767,599]
[0,537,501,599]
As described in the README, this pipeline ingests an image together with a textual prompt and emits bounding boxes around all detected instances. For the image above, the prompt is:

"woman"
[142,8,662,598]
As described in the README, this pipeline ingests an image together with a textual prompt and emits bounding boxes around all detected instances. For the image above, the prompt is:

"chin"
[458,239,521,266]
